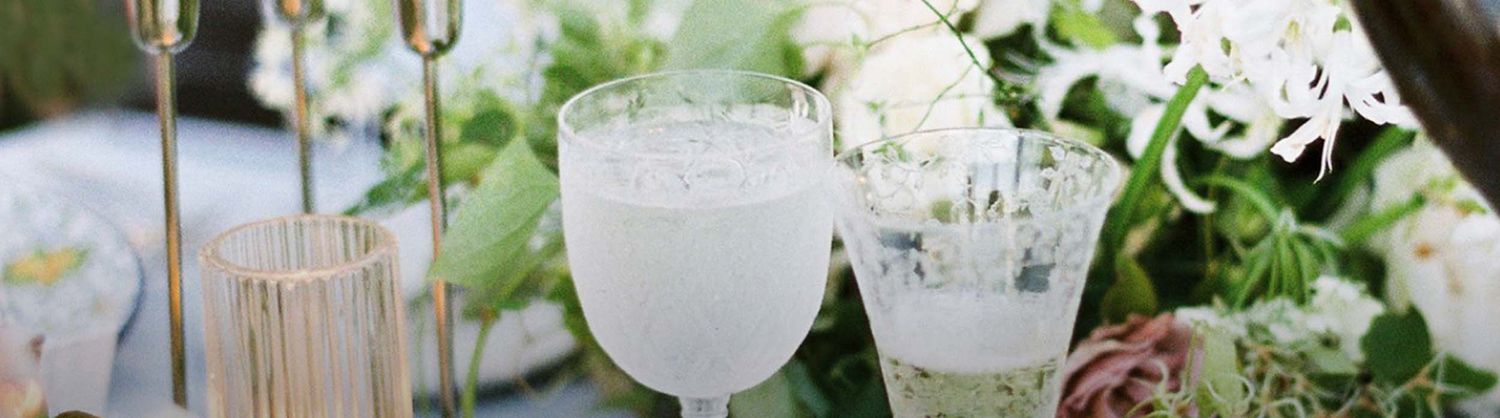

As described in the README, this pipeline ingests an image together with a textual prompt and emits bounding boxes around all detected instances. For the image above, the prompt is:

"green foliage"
[1193,326,1247,417]
[345,92,523,216]
[1050,2,1118,49]
[428,140,560,312]
[1362,310,1435,384]
[1358,310,1497,417]
[730,367,805,418]
[663,0,804,77]
[528,1,666,171]
[1101,257,1160,322]
[0,0,134,129]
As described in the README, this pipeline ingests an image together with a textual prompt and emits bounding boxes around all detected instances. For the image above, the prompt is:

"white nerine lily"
[1037,16,1281,213]
[1133,0,1416,179]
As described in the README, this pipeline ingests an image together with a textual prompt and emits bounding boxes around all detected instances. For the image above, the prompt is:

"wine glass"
[830,128,1121,417]
[557,70,834,418]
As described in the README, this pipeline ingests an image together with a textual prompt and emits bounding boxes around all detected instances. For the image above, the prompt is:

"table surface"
[0,111,631,417]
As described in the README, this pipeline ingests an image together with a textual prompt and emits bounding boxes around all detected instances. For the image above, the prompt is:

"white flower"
[1133,0,1416,179]
[1305,277,1384,361]
[971,0,1053,39]
[1037,16,1280,213]
[1265,31,1415,179]
[1176,277,1383,361]
[791,2,869,78]
[859,0,978,40]
[834,32,1010,149]
[1370,140,1500,407]
[250,0,537,144]
[792,0,978,79]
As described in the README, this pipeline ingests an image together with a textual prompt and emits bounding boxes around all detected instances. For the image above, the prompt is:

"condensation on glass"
[199,215,412,418]
[831,128,1122,418]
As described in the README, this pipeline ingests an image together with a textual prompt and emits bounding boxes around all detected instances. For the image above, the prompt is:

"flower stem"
[461,316,497,418]
[1103,67,1210,257]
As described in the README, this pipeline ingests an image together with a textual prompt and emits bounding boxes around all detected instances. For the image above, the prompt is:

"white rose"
[791,2,869,78]
[857,0,979,39]
[971,0,1053,39]
[1370,140,1500,409]
[834,32,1010,150]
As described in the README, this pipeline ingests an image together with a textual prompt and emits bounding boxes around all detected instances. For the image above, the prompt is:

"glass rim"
[555,69,834,160]
[198,214,398,282]
[834,127,1125,218]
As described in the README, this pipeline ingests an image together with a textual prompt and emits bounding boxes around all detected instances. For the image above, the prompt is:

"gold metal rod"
[155,53,188,408]
[292,25,315,213]
[421,56,457,418]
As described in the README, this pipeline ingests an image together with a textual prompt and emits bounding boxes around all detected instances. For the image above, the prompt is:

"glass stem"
[679,396,729,418]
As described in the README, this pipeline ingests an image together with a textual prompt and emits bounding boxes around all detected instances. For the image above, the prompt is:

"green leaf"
[1341,193,1425,245]
[459,106,520,147]
[786,361,833,417]
[1435,354,1499,400]
[1051,5,1118,49]
[730,366,805,418]
[1361,310,1435,384]
[429,140,561,293]
[1305,346,1360,376]
[1194,326,1245,416]
[441,142,499,183]
[1101,257,1159,322]
[342,165,425,216]
[663,0,802,76]
[1103,67,1209,264]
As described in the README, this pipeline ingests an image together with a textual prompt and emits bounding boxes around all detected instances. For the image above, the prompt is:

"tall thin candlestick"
[124,0,198,408]
[273,0,325,213]
[396,0,462,415]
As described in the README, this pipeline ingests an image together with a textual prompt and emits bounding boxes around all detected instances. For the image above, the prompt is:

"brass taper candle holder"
[396,0,463,415]
[123,0,199,408]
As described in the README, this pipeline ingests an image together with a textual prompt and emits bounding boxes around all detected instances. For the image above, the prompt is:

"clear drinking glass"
[832,128,1122,418]
[199,215,413,418]
[558,70,834,418]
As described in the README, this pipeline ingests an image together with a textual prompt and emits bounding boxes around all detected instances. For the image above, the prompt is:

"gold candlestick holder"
[271,0,325,213]
[396,0,463,415]
[123,0,199,408]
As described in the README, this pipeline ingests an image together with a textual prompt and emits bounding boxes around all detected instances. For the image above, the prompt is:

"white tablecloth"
[0,111,626,417]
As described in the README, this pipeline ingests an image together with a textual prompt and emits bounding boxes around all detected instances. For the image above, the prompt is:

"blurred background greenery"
[0,0,278,132]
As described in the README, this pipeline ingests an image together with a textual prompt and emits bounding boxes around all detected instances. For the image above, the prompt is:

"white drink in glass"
[562,120,832,398]
[870,286,1072,417]
[831,128,1121,418]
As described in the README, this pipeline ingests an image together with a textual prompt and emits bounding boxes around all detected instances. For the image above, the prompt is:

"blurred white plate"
[0,178,143,415]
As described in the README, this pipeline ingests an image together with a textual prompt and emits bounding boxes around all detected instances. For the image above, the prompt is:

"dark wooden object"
[1353,0,1500,207]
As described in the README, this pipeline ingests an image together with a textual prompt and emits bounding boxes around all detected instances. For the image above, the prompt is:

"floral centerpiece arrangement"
[251,0,1500,416]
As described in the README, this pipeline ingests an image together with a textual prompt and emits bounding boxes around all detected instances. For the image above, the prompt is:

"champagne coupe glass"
[395,0,461,414]
[831,128,1121,417]
[199,215,413,418]
[557,70,834,418]
[123,0,198,407]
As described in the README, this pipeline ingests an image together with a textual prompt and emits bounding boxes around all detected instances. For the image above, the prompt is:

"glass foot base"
[679,396,729,418]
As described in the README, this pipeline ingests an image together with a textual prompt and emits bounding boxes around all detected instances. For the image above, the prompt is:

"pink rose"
[1057,314,1197,418]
